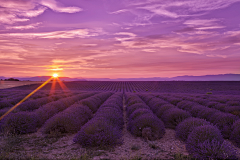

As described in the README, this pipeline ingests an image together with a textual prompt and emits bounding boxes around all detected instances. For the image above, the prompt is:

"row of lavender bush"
[168,93,240,116]
[175,100,239,139]
[158,94,240,145]
[125,93,165,140]
[176,117,237,159]
[73,93,123,147]
[176,99,240,150]
[138,93,237,159]
[138,93,191,129]
[0,91,83,117]
[41,92,112,134]
[0,90,72,110]
[0,92,97,134]
[8,81,240,95]
[173,93,240,117]
[17,91,82,112]
[0,91,30,109]
[154,94,240,140]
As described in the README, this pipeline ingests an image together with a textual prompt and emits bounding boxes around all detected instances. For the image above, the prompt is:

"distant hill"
[1,74,239,81]
[86,74,240,81]
[3,76,86,81]
[170,74,240,81]
[0,76,6,80]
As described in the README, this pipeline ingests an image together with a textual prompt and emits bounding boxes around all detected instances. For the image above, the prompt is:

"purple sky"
[0,0,240,78]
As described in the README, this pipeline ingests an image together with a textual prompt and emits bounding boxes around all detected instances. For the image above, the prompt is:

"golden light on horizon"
[53,73,58,78]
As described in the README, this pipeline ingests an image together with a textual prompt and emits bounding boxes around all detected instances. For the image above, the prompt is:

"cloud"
[196,26,225,30]
[0,0,82,25]
[18,6,47,17]
[184,19,219,27]
[206,54,228,58]
[0,11,29,24]
[0,0,36,10]
[109,9,129,14]
[6,22,42,30]
[138,5,179,18]
[121,0,240,19]
[40,0,82,13]
[0,0,37,24]
[0,53,25,60]
[0,29,100,39]
[142,49,157,52]
[183,19,225,30]
[114,29,236,57]
[225,30,240,36]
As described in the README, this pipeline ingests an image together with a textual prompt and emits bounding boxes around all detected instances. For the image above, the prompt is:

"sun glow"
[53,73,58,78]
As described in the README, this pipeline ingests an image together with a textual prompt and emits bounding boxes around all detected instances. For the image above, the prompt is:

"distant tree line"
[1,78,20,81]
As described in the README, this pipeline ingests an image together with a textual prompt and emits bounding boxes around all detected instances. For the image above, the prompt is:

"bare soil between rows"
[0,128,191,160]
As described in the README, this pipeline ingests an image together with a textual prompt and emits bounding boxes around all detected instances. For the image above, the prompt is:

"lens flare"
[0,77,53,121]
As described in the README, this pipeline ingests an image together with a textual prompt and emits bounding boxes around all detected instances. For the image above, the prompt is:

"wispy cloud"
[6,22,42,30]
[137,5,179,18]
[120,0,240,19]
[184,19,219,27]
[0,28,101,39]
[114,30,237,57]
[0,0,82,26]
[18,7,47,17]
[40,0,82,13]
[0,0,36,10]
[0,53,25,60]
[109,9,129,14]
[0,11,29,24]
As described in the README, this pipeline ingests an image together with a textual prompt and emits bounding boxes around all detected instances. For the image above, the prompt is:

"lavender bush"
[230,119,240,147]
[209,112,238,138]
[41,105,93,134]
[73,117,122,147]
[176,117,211,141]
[189,105,206,117]
[225,106,240,115]
[0,107,12,117]
[186,125,236,159]
[1,112,38,134]
[1,93,96,134]
[95,107,124,129]
[177,100,196,110]
[166,97,182,105]
[17,97,50,111]
[197,108,219,120]
[227,101,240,106]
[127,103,150,116]
[211,103,228,112]
[147,98,168,112]
[138,94,154,104]
[129,108,153,122]
[161,108,191,129]
[0,99,12,109]
[129,114,165,140]
[73,93,123,147]
[78,98,99,113]
[155,103,175,119]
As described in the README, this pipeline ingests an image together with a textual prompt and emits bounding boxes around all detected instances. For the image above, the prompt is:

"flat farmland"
[0,81,43,90]
[0,81,240,160]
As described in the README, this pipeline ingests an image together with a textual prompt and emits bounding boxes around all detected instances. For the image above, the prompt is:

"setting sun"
[53,73,58,78]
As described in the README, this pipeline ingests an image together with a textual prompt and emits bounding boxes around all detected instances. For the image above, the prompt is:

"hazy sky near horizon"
[0,0,240,78]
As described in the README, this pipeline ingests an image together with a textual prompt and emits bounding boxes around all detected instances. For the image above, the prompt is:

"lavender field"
[1,81,240,159]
